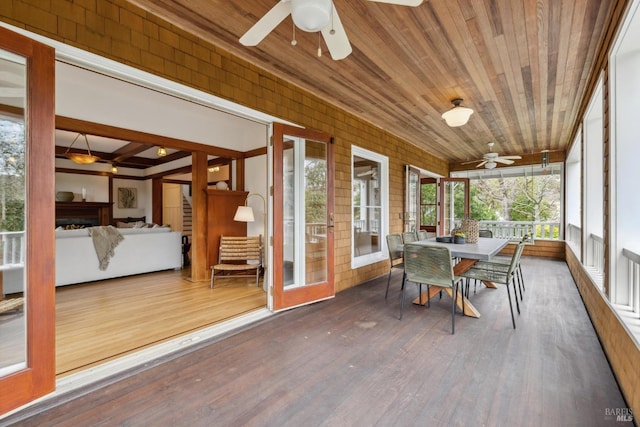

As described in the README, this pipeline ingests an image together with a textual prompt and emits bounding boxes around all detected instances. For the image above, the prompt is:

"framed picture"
[117,187,137,209]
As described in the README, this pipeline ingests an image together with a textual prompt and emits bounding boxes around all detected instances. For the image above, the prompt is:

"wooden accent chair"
[210,236,262,288]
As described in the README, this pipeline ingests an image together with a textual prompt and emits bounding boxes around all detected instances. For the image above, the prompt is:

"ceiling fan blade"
[240,1,292,46]
[494,158,514,165]
[476,161,487,168]
[461,159,483,165]
[368,0,424,6]
[499,155,522,160]
[321,6,352,60]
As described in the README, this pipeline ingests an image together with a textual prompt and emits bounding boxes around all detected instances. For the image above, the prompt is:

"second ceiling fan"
[462,142,522,169]
[240,0,423,60]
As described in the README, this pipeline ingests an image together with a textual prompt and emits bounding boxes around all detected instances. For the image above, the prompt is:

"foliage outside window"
[420,179,436,231]
[0,118,25,232]
[452,165,562,239]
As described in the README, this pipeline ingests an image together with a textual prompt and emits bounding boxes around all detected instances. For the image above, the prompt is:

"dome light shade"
[64,133,100,165]
[291,0,332,32]
[485,161,497,169]
[442,98,474,127]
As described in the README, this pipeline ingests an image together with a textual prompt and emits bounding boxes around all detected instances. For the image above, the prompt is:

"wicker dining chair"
[401,244,464,334]
[478,229,493,238]
[417,230,429,240]
[402,231,418,243]
[385,234,405,299]
[472,233,530,298]
[460,241,526,329]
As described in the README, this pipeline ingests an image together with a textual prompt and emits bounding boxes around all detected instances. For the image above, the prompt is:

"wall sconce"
[208,166,220,173]
[157,146,167,157]
[111,164,118,174]
[442,98,474,127]
[541,150,550,168]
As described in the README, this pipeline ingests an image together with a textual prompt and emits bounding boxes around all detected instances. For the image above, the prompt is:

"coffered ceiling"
[127,0,614,167]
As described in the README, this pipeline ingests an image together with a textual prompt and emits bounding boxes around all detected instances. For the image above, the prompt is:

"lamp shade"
[291,0,331,32]
[442,98,474,127]
[64,133,100,164]
[234,205,255,222]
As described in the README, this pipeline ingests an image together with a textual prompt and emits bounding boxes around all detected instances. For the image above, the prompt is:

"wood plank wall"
[565,246,639,416]
[499,240,565,259]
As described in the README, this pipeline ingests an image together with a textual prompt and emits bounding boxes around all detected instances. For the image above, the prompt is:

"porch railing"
[566,223,581,252]
[585,233,605,291]
[0,231,25,269]
[477,221,561,240]
[622,248,640,317]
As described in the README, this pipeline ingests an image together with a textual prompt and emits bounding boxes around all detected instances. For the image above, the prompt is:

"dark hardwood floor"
[2,257,630,426]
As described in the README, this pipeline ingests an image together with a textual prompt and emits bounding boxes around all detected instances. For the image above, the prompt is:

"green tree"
[0,118,26,232]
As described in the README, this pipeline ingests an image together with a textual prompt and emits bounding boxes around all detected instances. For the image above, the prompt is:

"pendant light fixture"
[64,133,100,165]
[157,146,167,157]
[442,98,474,127]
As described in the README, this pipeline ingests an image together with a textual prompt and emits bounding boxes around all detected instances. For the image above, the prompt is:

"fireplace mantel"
[55,202,112,227]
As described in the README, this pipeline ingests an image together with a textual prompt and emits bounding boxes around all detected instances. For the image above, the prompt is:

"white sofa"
[54,226,182,287]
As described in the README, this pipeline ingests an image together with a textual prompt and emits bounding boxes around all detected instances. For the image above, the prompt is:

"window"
[352,146,388,268]
[609,0,640,339]
[452,164,562,240]
[583,78,604,289]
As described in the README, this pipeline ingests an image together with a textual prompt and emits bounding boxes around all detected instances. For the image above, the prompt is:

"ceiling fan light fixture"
[485,161,497,169]
[64,133,100,165]
[442,98,474,127]
[291,0,332,32]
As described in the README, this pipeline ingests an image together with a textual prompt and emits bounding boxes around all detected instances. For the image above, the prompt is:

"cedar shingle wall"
[0,0,448,291]
[566,246,639,416]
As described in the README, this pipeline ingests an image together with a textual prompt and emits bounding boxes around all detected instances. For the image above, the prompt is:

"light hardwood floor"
[55,270,266,376]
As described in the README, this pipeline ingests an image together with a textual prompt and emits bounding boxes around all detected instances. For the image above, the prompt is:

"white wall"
[112,178,148,220]
[55,173,109,203]
[245,155,268,238]
[55,62,267,152]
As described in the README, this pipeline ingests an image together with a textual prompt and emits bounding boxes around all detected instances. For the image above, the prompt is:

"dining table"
[403,237,511,318]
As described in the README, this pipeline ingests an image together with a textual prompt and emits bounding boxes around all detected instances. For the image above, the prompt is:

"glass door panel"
[420,177,437,234]
[0,50,26,377]
[439,178,469,235]
[273,123,334,310]
[405,166,420,232]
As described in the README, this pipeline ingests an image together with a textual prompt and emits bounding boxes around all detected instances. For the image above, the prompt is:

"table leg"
[482,280,497,289]
[410,258,482,317]
[412,285,481,318]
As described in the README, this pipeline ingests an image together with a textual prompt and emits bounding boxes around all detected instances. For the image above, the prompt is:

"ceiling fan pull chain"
[291,21,297,46]
[330,2,336,35]
[317,32,322,57]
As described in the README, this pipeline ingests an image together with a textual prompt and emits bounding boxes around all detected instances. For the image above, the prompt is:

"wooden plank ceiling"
[127,0,613,167]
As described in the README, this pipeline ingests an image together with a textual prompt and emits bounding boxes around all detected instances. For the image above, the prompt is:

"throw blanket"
[88,226,124,270]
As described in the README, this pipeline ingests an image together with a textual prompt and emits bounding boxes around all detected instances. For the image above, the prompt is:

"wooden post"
[191,152,209,281]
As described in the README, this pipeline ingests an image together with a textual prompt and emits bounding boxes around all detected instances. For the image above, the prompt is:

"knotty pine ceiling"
[127,0,614,167]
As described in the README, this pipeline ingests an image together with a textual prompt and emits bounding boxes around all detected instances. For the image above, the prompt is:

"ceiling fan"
[239,0,424,60]
[462,142,522,169]
[357,167,377,179]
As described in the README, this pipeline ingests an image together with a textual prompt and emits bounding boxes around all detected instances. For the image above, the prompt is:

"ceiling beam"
[56,115,245,159]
